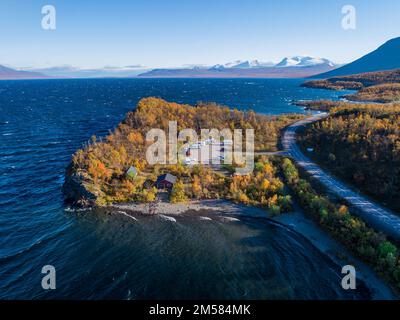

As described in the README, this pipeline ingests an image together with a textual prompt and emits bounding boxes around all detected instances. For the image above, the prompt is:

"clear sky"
[0,0,399,69]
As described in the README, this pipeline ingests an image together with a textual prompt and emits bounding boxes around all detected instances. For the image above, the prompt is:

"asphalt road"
[282,113,400,241]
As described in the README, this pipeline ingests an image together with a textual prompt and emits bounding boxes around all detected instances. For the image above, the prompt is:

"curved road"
[282,113,400,241]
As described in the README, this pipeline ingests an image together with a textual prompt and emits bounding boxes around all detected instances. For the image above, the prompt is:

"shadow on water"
[27,208,371,300]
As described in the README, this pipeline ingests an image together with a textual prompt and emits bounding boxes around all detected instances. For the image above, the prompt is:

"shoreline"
[111,199,395,300]
[272,210,395,300]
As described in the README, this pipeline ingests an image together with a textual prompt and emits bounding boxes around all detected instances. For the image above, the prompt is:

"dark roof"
[156,173,177,184]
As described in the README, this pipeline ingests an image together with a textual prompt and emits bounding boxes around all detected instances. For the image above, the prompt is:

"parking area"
[181,139,233,166]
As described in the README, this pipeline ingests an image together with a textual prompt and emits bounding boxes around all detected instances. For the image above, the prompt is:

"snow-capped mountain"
[275,56,336,68]
[233,60,276,68]
[209,57,335,70]
[211,60,275,70]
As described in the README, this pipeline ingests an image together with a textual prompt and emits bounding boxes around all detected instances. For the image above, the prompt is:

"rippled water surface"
[0,78,363,299]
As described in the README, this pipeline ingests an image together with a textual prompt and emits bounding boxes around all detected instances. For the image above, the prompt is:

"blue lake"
[0,78,366,299]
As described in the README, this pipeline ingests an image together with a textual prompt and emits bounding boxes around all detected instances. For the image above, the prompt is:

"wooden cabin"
[156,173,177,189]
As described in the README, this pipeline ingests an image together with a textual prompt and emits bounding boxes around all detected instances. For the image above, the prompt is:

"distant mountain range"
[2,37,400,80]
[26,65,148,78]
[276,56,336,68]
[210,60,276,70]
[313,37,400,78]
[138,56,339,78]
[0,65,48,80]
[0,57,338,80]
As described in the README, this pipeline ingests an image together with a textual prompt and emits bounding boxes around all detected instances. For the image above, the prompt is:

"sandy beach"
[111,199,396,300]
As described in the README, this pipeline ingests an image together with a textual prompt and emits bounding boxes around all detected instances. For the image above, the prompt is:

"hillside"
[345,83,400,103]
[313,37,400,78]
[304,69,400,89]
[303,69,400,103]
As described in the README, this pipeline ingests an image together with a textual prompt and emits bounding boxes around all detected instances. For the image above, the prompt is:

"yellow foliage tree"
[192,176,203,199]
[170,180,188,203]
[87,158,111,181]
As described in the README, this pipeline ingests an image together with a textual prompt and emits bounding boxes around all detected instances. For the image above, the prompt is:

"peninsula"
[63,97,302,210]
[63,95,400,295]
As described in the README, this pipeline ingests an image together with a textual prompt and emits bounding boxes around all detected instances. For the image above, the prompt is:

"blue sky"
[0,0,399,68]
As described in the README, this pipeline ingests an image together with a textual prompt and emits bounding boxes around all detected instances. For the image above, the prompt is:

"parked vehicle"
[190,143,201,149]
[222,140,233,146]
[184,157,197,165]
